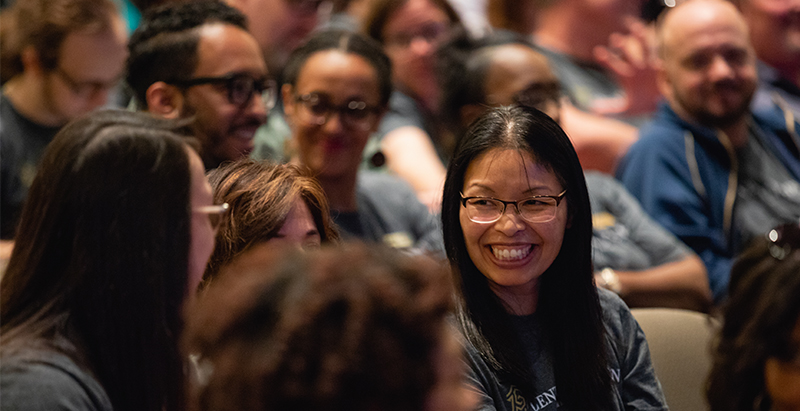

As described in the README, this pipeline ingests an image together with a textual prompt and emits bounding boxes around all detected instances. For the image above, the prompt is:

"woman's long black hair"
[441,105,613,410]
[1,110,195,411]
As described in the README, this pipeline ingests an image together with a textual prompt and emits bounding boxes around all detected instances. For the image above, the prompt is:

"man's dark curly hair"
[184,243,456,411]
[126,0,247,109]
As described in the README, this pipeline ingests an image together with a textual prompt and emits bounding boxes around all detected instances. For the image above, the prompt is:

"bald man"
[617,0,800,302]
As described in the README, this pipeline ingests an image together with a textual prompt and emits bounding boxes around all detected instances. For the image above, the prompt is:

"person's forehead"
[662,2,749,55]
[295,51,380,91]
[485,45,556,88]
[194,23,267,76]
[383,0,452,33]
[57,19,128,78]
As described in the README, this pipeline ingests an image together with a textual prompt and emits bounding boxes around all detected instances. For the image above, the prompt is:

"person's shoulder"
[0,348,113,411]
[597,287,628,312]
[358,171,416,193]
[752,101,797,132]
[636,107,687,143]
[597,288,636,332]
[1,93,18,143]
[584,171,622,191]
[620,109,689,175]
[378,91,426,134]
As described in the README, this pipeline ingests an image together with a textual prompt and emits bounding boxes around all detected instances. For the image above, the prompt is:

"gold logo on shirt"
[506,387,527,411]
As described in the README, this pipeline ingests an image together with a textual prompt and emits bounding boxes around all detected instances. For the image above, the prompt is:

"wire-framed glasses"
[194,203,230,230]
[294,92,381,131]
[460,190,567,224]
[385,21,450,49]
[170,73,277,112]
[767,222,800,260]
[55,66,118,98]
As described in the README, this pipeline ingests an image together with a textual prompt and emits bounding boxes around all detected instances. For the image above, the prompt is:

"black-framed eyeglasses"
[767,222,800,260]
[513,81,562,112]
[55,66,118,98]
[194,203,230,230]
[294,92,382,131]
[170,73,277,112]
[460,190,567,224]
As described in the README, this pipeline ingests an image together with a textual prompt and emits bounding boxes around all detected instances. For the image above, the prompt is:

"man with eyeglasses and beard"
[617,0,800,304]
[0,0,128,241]
[127,0,273,170]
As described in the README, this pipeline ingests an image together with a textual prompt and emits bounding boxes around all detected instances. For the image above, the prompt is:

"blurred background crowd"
[1,0,799,410]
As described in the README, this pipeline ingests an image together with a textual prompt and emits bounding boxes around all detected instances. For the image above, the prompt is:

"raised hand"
[593,17,661,116]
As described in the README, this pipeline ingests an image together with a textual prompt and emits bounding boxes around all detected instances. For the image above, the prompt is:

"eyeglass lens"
[228,76,277,111]
[296,93,375,130]
[463,196,561,223]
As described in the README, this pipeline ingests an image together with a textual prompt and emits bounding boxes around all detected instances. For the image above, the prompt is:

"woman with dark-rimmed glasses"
[707,222,800,411]
[441,105,667,410]
[0,110,225,411]
[281,29,443,255]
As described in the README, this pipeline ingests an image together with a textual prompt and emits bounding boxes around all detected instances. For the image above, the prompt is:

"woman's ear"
[20,46,44,77]
[282,83,295,124]
[145,82,184,119]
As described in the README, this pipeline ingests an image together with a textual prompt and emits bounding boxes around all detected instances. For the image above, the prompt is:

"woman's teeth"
[492,246,532,261]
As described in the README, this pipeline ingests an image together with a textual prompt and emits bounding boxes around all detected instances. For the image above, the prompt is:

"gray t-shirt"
[332,171,444,256]
[465,288,668,411]
[586,171,691,271]
[1,346,113,411]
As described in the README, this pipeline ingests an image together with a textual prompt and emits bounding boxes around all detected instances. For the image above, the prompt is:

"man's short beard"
[674,85,754,130]
[693,101,752,129]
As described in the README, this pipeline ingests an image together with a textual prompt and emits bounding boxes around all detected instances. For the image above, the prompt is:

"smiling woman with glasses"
[441,105,666,411]
[708,222,800,411]
[360,0,463,211]
[281,29,443,254]
[438,29,711,312]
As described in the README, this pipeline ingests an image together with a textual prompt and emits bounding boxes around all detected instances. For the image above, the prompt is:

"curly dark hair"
[126,0,247,109]
[707,227,800,411]
[185,243,456,411]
